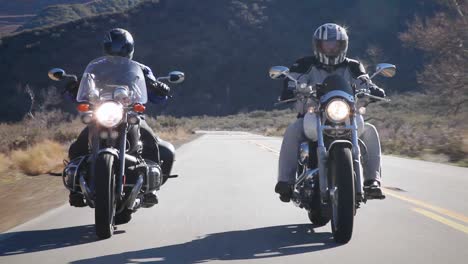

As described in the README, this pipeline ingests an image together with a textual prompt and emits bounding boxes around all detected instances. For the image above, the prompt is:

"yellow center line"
[384,189,468,224]
[251,140,468,234]
[412,208,468,235]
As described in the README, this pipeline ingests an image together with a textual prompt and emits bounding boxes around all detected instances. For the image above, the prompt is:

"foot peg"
[141,191,159,208]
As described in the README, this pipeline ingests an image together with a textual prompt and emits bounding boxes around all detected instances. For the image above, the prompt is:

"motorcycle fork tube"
[351,114,363,198]
[89,124,100,191]
[315,113,328,203]
[117,119,128,197]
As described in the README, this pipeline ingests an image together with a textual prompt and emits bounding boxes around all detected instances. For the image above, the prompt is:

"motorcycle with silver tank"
[48,56,184,239]
[269,63,395,243]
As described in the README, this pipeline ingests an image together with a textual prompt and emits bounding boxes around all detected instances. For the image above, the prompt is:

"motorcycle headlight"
[325,99,350,123]
[95,102,123,128]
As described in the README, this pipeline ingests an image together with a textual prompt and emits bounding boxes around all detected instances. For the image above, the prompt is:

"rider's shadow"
[72,224,338,264]
[0,225,98,256]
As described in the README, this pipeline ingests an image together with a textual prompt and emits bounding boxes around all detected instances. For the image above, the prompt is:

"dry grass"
[0,153,11,175]
[10,140,66,176]
[1,97,466,175]
[158,127,192,145]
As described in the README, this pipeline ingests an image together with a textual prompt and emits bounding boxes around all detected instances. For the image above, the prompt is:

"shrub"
[0,153,11,176]
[10,140,66,176]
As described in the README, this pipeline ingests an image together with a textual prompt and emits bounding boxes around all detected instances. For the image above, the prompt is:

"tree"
[400,0,467,115]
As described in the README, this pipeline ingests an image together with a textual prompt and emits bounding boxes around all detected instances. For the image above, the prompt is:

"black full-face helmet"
[103,28,135,59]
[313,23,349,66]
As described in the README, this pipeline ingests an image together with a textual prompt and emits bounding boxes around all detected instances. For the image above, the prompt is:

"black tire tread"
[330,146,355,244]
[94,153,115,239]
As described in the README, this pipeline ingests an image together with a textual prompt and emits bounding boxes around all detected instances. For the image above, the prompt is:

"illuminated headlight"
[95,102,123,128]
[325,99,350,123]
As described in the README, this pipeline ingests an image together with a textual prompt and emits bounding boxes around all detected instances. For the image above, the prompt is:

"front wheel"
[329,146,355,244]
[94,153,116,239]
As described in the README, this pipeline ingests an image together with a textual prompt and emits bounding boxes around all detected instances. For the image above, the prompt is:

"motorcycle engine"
[144,159,162,192]
[63,156,87,192]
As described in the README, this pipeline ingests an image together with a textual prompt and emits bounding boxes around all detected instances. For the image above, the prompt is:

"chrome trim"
[316,114,329,202]
[168,71,185,84]
[48,68,65,81]
[79,174,94,208]
[295,168,319,188]
[322,125,354,130]
[269,66,290,79]
[127,175,144,210]
[298,142,309,165]
[351,115,363,199]
[371,63,396,79]
[63,156,87,192]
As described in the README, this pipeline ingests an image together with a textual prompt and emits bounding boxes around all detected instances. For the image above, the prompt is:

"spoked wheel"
[94,153,117,239]
[329,146,355,244]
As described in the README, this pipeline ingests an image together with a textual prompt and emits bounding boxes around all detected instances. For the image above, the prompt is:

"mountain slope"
[0,1,89,15]
[0,0,440,121]
[19,0,146,31]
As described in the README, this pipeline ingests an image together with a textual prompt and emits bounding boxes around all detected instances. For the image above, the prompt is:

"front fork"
[89,119,128,199]
[316,114,328,203]
[351,114,364,201]
[315,113,364,203]
[117,122,127,197]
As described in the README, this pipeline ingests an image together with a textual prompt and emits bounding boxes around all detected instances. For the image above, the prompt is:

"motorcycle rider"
[64,28,175,207]
[275,23,386,202]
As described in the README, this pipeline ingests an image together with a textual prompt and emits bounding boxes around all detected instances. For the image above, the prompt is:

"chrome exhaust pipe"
[126,175,144,210]
[79,174,95,208]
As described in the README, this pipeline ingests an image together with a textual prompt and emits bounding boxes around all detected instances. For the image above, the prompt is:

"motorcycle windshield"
[317,74,355,103]
[76,56,147,104]
[318,75,354,96]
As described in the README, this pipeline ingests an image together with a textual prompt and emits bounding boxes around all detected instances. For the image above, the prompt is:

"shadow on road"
[72,224,339,264]
[0,225,97,256]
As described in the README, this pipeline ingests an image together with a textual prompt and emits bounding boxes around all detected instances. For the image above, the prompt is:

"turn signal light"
[133,104,146,113]
[77,104,90,112]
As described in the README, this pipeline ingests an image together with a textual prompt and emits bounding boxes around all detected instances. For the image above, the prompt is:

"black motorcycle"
[48,56,184,239]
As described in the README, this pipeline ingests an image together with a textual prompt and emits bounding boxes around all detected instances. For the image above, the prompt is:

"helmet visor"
[315,39,347,57]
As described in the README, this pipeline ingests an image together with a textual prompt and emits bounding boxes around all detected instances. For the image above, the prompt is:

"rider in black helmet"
[65,28,175,208]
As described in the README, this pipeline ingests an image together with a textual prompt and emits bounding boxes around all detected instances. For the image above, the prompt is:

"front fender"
[328,140,353,154]
[97,148,119,159]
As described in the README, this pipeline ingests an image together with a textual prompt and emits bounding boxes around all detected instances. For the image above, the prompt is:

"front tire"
[94,153,116,239]
[329,146,355,244]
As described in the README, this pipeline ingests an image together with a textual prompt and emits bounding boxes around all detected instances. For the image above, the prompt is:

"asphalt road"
[1,131,467,264]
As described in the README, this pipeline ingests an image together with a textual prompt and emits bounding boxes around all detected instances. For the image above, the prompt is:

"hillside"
[19,0,146,31]
[0,1,89,36]
[0,1,89,15]
[0,0,440,121]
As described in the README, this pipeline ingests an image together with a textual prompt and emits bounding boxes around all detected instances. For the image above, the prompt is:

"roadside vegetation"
[0,95,466,179]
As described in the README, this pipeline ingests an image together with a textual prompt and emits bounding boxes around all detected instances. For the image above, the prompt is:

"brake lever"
[274,98,297,106]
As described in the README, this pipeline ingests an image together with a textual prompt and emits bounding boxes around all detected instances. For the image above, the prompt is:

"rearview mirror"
[371,63,396,79]
[269,66,290,80]
[48,68,66,81]
[169,71,185,84]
